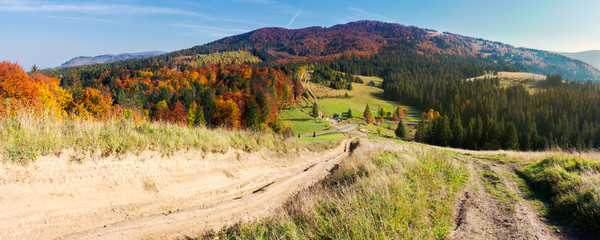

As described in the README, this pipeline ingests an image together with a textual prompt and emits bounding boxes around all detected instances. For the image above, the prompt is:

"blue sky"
[1,0,599,70]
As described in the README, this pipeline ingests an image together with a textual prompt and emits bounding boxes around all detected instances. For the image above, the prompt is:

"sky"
[1,0,599,70]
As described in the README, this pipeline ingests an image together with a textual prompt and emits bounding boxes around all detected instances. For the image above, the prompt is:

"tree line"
[5,61,303,135]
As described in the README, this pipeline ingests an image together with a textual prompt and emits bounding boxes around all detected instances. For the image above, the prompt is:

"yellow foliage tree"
[77,87,114,119]
[213,98,241,129]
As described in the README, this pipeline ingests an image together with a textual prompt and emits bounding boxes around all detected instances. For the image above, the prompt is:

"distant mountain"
[559,50,600,70]
[58,51,166,68]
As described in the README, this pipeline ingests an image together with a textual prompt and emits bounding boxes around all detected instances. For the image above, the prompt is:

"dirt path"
[0,139,357,240]
[449,156,559,240]
[300,70,317,103]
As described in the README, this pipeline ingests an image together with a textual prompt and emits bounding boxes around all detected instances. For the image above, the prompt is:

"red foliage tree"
[169,100,187,124]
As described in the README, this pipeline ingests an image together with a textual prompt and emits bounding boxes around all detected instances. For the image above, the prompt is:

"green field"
[295,132,345,142]
[279,107,334,135]
[289,73,421,136]
[314,76,421,122]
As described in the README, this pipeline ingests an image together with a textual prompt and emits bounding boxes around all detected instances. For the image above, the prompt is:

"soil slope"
[0,139,355,240]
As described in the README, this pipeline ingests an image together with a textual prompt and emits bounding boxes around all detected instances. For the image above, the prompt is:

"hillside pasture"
[467,71,547,94]
[308,75,421,122]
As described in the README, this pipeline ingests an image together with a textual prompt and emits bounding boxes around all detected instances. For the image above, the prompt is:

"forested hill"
[58,51,166,68]
[208,20,600,81]
[210,21,479,62]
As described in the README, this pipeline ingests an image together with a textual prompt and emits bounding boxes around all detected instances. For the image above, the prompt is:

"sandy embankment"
[0,139,354,239]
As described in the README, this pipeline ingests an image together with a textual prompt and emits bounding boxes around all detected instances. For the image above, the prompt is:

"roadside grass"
[518,155,600,231]
[295,132,345,142]
[0,113,308,164]
[480,170,519,212]
[209,144,469,239]
[279,107,333,135]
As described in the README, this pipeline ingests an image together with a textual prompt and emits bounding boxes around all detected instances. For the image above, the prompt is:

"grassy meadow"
[279,107,334,135]
[307,75,421,122]
[281,74,422,137]
[209,143,469,239]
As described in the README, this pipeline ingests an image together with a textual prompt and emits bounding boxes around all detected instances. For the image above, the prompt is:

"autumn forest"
[3,20,600,151]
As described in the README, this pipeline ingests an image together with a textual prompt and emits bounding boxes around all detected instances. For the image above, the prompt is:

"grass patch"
[519,155,600,231]
[209,147,469,239]
[0,113,312,164]
[358,123,397,138]
[279,107,333,135]
[480,170,519,212]
[295,132,345,142]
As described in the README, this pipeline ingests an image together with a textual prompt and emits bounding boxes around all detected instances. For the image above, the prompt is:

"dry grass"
[0,113,307,164]
[208,141,469,239]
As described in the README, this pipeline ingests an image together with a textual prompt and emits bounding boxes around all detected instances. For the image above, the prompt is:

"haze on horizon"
[1,0,599,70]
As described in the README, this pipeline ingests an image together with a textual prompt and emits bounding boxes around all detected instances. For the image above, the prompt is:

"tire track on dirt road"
[57,139,359,240]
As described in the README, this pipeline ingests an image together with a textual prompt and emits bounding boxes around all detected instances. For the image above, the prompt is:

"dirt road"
[0,139,356,240]
[449,155,559,240]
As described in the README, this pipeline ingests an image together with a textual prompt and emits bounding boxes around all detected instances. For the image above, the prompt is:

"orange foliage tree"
[392,106,406,121]
[0,61,73,118]
[0,61,40,115]
[75,87,114,119]
[213,98,241,129]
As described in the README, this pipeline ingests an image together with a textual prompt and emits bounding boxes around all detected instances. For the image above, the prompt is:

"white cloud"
[0,0,201,17]
[286,9,302,28]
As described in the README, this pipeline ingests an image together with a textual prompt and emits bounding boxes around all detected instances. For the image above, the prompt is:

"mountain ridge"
[203,20,600,81]
[559,50,600,70]
[50,20,600,81]
[58,51,166,68]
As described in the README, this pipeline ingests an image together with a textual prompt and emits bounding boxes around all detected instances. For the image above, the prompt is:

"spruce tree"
[450,114,463,148]
[202,90,216,126]
[312,102,319,118]
[501,122,519,149]
[395,120,406,139]
[195,106,205,126]
[256,92,270,124]
[432,115,452,146]
[246,99,259,130]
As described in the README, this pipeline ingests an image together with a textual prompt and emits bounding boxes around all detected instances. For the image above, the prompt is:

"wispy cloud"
[0,0,201,17]
[286,10,302,28]
[44,15,112,24]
